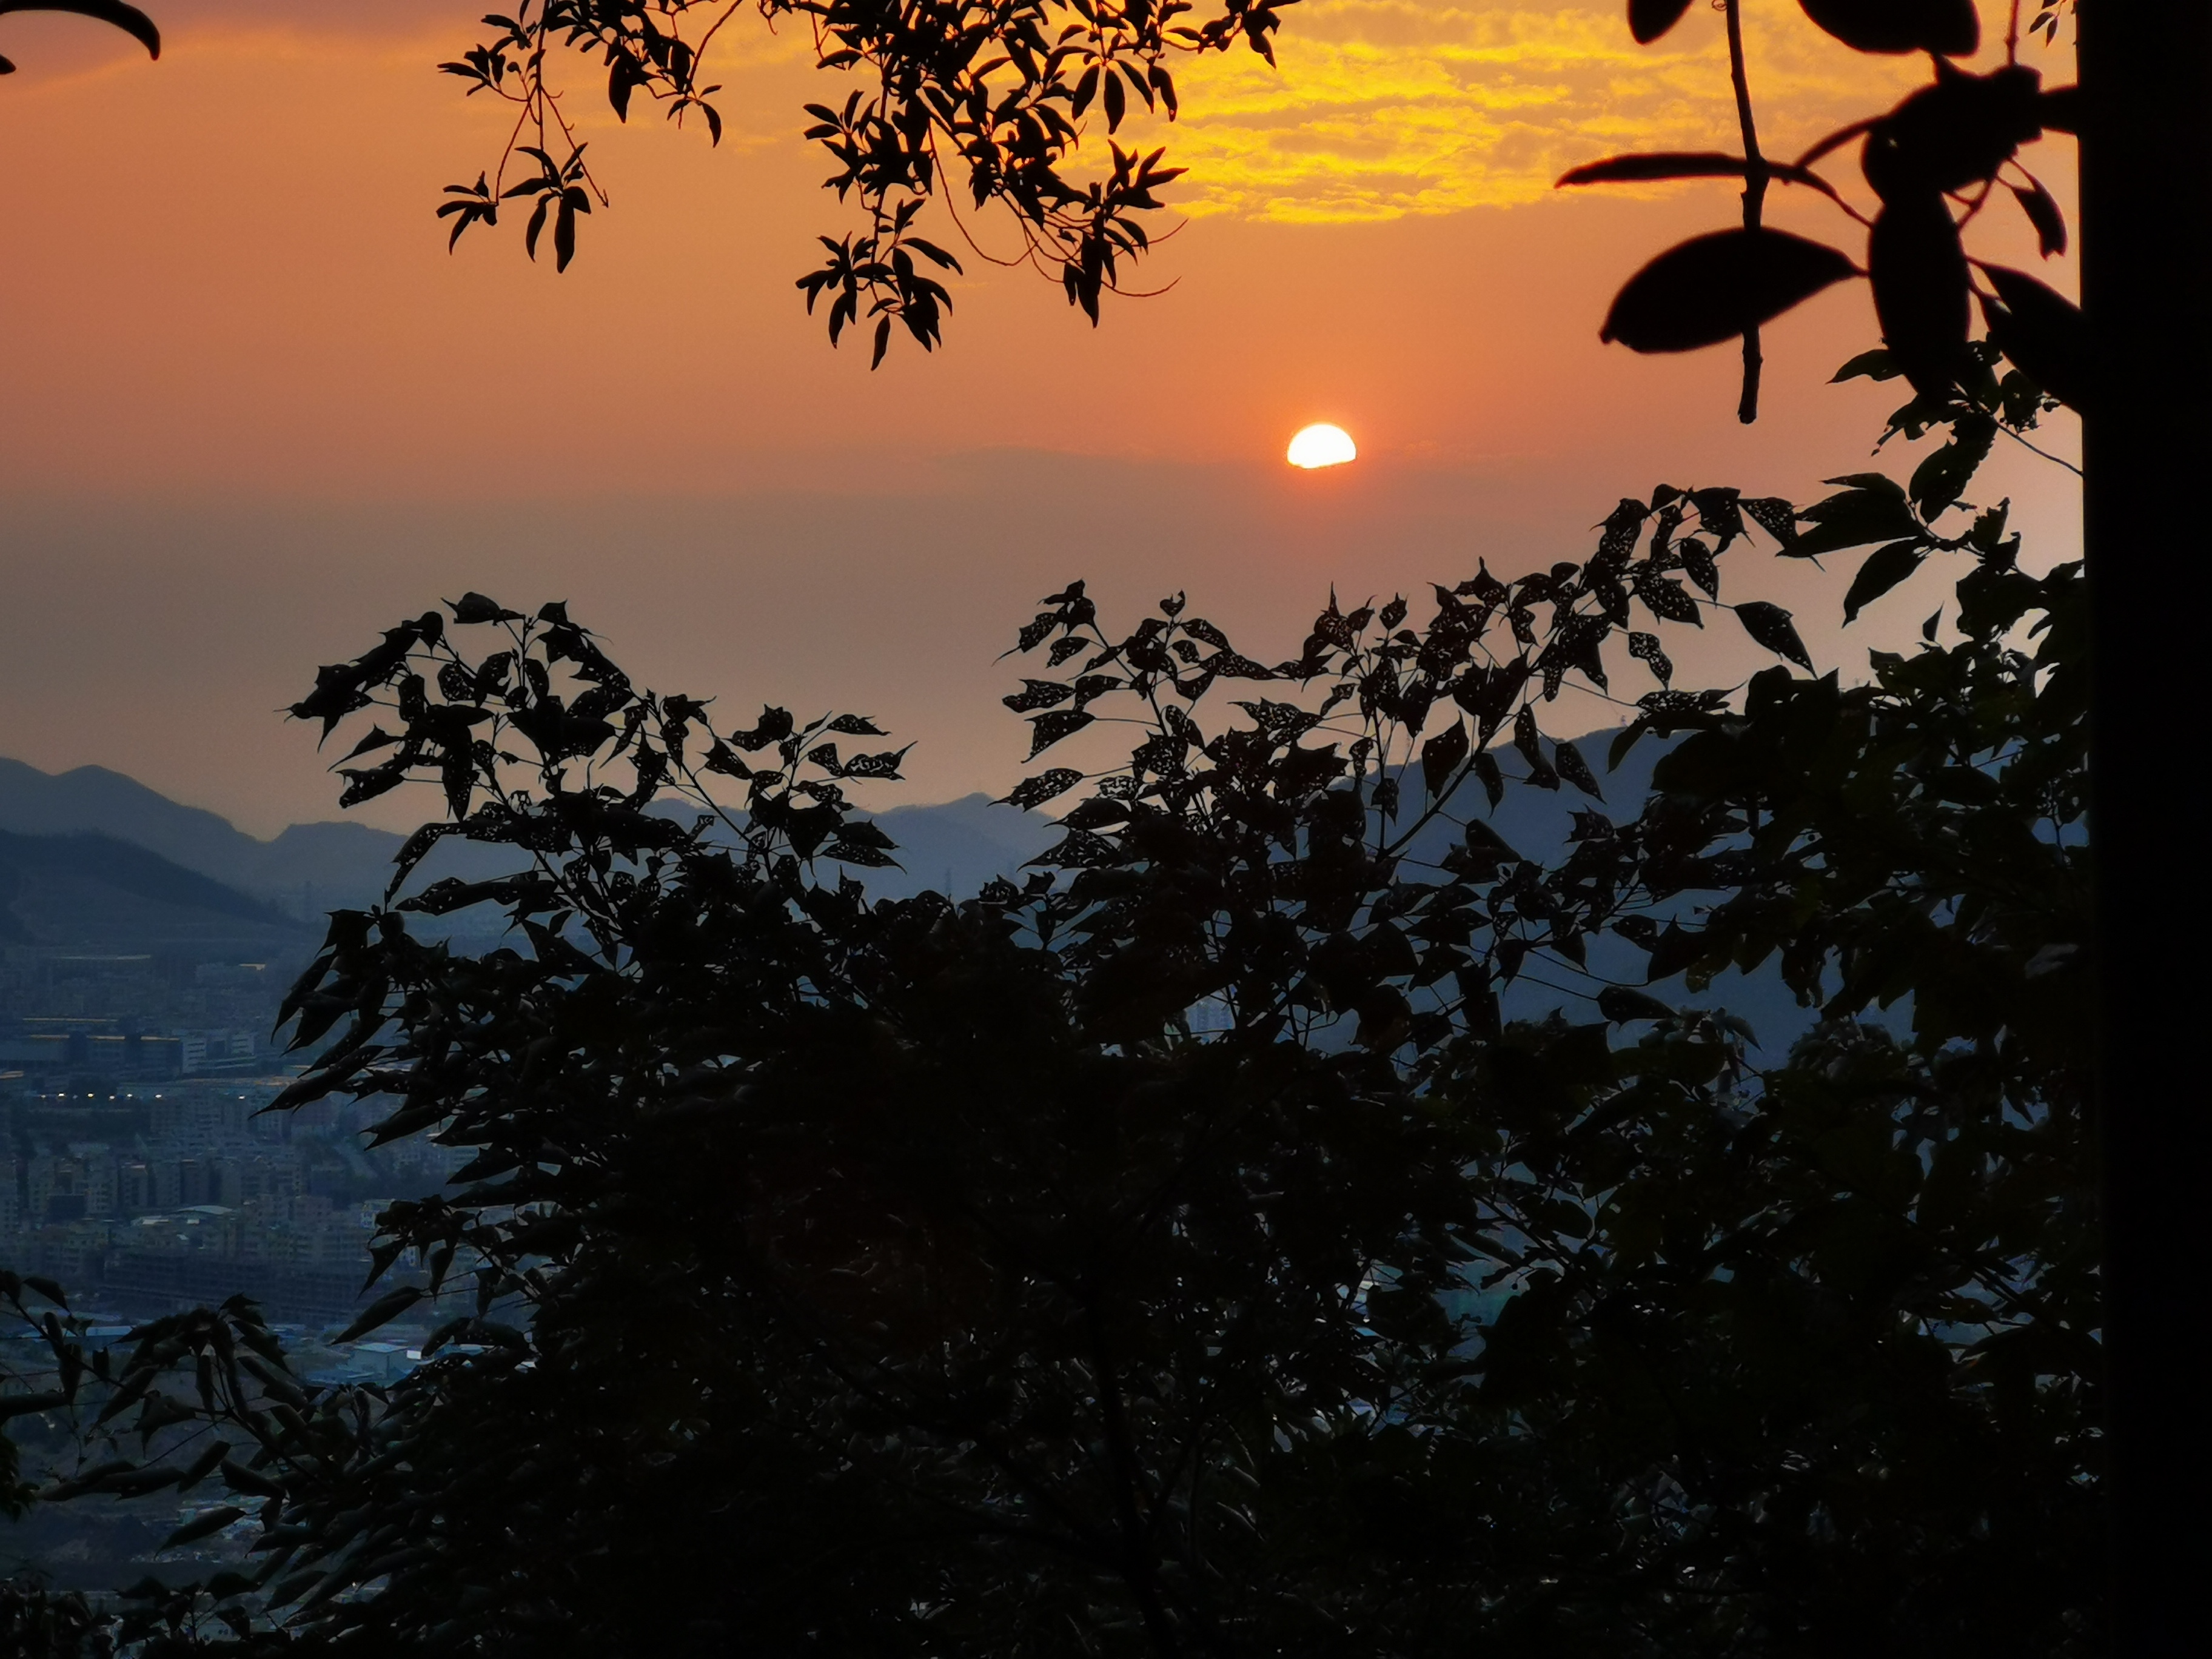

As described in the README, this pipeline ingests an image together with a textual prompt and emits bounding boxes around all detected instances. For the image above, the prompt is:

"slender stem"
[1992,418,2083,477]
[1086,1301,1186,1658]
[1723,0,1766,424]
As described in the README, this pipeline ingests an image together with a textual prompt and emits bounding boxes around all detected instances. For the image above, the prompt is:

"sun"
[1287,424,1357,469]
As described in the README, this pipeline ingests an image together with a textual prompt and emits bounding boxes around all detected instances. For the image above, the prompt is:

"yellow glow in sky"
[1145,0,1934,223]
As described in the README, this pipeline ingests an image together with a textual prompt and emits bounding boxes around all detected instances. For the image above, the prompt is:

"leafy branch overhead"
[434,0,1289,364]
[1566,0,2082,426]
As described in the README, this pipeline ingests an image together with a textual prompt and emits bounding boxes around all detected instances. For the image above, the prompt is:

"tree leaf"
[554,195,578,272]
[1601,229,1858,354]
[1842,538,1929,623]
[1869,194,1969,400]
[1644,921,1709,980]
[1554,740,1603,800]
[1734,601,1814,670]
[447,592,522,625]
[1797,0,1977,56]
[1025,709,1094,759]
[1000,768,1082,810]
[336,1285,424,1344]
[1980,266,2088,412]
[1421,720,1469,800]
[161,1507,246,1550]
[1472,748,1504,809]
[1674,539,1718,601]
[1634,566,1702,623]
[1626,0,1695,44]
[1597,985,1674,1023]
[1792,475,1920,556]
[1908,413,1995,517]
[1740,497,1802,548]
[1004,680,1074,713]
[1832,347,1902,383]
[1513,706,1560,790]
[822,837,899,868]
[1557,153,1837,199]
[2009,178,2067,257]
[1862,64,2046,203]
[1627,631,1674,683]
[218,1457,283,1499]
[0,1390,67,1421]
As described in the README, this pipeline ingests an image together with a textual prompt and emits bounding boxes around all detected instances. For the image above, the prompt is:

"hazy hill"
[0,745,1826,1050]
[0,756,1057,914]
[0,759,578,914]
[0,758,403,913]
[0,758,276,888]
[0,828,310,955]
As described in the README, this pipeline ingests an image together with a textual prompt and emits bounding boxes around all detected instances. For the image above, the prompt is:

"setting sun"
[1287,424,1357,469]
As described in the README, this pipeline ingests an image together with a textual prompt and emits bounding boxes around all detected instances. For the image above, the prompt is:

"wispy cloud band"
[1148,1,1943,221]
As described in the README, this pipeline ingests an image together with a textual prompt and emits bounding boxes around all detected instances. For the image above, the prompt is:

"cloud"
[15,0,1999,221]
[1141,1,1940,222]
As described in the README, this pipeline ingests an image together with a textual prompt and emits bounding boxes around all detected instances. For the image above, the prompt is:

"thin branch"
[1723,0,1766,424]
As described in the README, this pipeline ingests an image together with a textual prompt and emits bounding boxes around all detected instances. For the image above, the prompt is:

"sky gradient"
[0,2,2080,836]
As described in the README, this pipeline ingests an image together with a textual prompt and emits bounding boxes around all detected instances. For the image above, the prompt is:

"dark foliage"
[2,418,2097,1651]
[430,0,1289,361]
[0,5,2103,1651]
[1563,1,2078,426]
[1599,227,1858,353]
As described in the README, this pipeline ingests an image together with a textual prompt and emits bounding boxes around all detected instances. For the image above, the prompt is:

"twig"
[1723,0,1766,425]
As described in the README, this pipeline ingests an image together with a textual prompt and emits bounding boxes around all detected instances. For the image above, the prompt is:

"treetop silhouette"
[1,401,2100,1651]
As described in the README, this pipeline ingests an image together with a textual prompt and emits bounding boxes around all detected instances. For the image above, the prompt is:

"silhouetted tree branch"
[432,0,1289,363]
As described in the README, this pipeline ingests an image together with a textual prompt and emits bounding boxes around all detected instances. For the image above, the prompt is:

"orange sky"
[0,1,2080,835]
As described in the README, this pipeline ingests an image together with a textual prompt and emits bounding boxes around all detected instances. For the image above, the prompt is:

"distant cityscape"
[0,753,1053,1347]
[1,947,461,1330]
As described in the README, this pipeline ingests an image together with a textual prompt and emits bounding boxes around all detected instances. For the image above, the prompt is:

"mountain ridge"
[0,746,1826,1050]
[0,756,1059,913]
[0,828,312,955]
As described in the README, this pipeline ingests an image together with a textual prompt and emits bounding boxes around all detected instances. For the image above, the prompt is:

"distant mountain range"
[0,756,1057,955]
[0,757,492,917]
[0,828,308,956]
[0,749,1825,1050]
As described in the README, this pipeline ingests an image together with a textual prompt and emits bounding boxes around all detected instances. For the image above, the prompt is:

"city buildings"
[2,943,464,1326]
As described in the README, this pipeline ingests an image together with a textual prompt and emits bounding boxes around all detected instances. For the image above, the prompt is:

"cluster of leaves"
[1567,0,2082,427]
[1470,515,2098,1658]
[0,1269,85,1518]
[0,2,2100,1650]
[2,408,2097,1652]
[0,1278,327,1654]
[434,0,1287,363]
[2,1574,111,1659]
[983,482,1821,1058]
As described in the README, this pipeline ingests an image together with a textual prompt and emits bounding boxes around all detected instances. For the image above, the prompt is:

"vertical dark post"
[2077,2,2212,1654]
